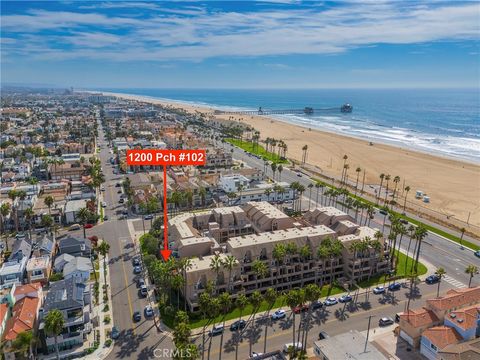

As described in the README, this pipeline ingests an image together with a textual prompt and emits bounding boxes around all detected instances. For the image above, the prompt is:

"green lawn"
[357,251,427,288]
[226,138,288,164]
[162,284,345,329]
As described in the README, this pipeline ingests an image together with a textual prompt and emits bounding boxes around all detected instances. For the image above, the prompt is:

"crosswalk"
[442,275,467,289]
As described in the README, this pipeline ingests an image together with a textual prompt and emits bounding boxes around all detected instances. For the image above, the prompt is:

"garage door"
[400,330,414,346]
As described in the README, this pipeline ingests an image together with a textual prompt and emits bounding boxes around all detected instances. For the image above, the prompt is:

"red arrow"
[160,165,171,261]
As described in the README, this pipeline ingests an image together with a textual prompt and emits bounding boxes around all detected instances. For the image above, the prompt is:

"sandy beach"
[100,91,480,230]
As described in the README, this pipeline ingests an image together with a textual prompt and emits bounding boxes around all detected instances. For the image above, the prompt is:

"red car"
[84,224,94,229]
[293,304,309,314]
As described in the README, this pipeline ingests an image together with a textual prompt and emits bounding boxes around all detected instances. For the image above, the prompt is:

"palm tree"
[248,290,263,331]
[354,167,362,195]
[392,176,401,202]
[179,257,193,311]
[413,225,428,274]
[234,294,248,360]
[252,260,269,288]
[209,254,223,293]
[465,265,478,287]
[8,190,19,231]
[285,289,302,357]
[317,245,329,287]
[301,145,308,164]
[77,207,91,239]
[10,330,34,359]
[296,184,306,212]
[404,225,416,273]
[383,174,391,206]
[328,239,343,294]
[198,186,207,207]
[264,188,273,202]
[262,288,277,353]
[314,182,323,206]
[434,267,446,297]
[97,241,110,285]
[217,292,232,360]
[270,162,277,180]
[44,195,55,214]
[24,207,35,239]
[222,255,238,293]
[403,185,411,211]
[44,309,65,360]
[278,164,283,181]
[377,173,385,204]
[1,203,11,250]
[301,284,321,350]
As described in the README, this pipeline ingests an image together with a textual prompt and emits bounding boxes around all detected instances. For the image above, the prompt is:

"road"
[194,282,455,359]
[95,122,174,360]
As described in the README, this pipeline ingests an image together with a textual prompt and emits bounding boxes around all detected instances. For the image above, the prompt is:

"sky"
[1,1,479,89]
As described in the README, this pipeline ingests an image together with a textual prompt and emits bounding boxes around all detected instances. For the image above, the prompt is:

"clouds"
[1,1,479,63]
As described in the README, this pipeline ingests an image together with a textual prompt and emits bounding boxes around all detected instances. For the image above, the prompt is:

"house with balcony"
[26,256,51,285]
[0,258,28,288]
[38,278,91,355]
[57,236,91,258]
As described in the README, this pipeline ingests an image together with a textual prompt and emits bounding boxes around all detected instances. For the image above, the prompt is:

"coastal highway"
[194,282,456,359]
[227,143,480,289]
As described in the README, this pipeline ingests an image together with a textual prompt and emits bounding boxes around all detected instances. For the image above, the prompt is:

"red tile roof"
[427,287,480,311]
[3,297,39,341]
[13,283,41,298]
[0,303,8,321]
[422,326,463,350]
[447,304,480,331]
[400,307,440,328]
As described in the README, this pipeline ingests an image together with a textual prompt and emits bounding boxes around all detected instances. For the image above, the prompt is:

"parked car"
[400,219,409,225]
[115,183,121,187]
[379,209,388,216]
[136,278,145,288]
[293,304,309,314]
[84,223,93,229]
[118,214,127,220]
[318,331,329,340]
[324,297,338,306]
[379,317,394,326]
[251,352,263,358]
[271,309,286,320]
[339,295,352,303]
[144,214,154,220]
[101,201,107,208]
[474,250,480,258]
[68,224,81,231]
[311,300,323,310]
[426,274,440,284]
[373,286,386,295]
[144,305,154,317]
[119,198,125,204]
[139,285,148,297]
[132,258,141,266]
[100,186,105,191]
[110,326,120,339]
[133,266,142,274]
[388,282,401,291]
[133,311,141,322]
[209,325,224,336]
[229,319,246,331]
[104,215,109,221]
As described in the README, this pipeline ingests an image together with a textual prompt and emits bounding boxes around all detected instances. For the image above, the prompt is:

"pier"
[214,103,352,116]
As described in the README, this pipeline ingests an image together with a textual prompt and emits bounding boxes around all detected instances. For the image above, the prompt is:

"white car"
[373,286,386,295]
[101,201,107,208]
[271,309,286,320]
[324,297,338,306]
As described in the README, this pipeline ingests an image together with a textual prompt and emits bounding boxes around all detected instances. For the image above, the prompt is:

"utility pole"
[364,315,375,352]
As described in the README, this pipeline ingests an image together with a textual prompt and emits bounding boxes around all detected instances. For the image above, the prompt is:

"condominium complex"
[169,202,389,311]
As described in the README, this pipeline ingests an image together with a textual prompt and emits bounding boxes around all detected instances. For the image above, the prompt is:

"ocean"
[96,88,480,163]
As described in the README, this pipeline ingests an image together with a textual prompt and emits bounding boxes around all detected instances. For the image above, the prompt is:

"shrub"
[103,315,111,324]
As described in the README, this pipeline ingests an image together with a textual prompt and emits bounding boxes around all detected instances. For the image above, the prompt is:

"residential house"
[63,257,92,283]
[420,326,463,360]
[64,199,88,224]
[57,236,92,258]
[38,278,92,354]
[0,258,28,288]
[437,337,480,360]
[26,256,51,285]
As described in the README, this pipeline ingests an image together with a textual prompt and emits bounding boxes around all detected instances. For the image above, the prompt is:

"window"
[430,343,437,351]
[32,269,43,276]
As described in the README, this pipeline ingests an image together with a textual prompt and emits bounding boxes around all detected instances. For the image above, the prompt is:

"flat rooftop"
[228,225,335,249]
[26,256,50,271]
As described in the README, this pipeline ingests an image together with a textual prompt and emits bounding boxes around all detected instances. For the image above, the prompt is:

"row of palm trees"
[434,264,478,298]
[264,137,288,160]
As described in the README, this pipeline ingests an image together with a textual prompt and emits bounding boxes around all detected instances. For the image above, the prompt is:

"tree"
[41,214,54,232]
[8,190,19,231]
[403,186,411,211]
[222,255,238,293]
[179,257,193,311]
[139,233,159,256]
[24,207,35,239]
[0,202,11,250]
[434,267,446,298]
[307,183,314,210]
[270,162,277,180]
[296,184,306,212]
[77,207,92,239]
[209,254,223,292]
[413,225,428,274]
[10,330,34,359]
[392,176,401,202]
[97,241,110,285]
[377,173,385,205]
[459,228,466,248]
[301,284,322,350]
[278,164,284,181]
[261,288,278,353]
[383,174,391,205]
[301,145,308,164]
[465,265,478,287]
[264,188,273,202]
[314,182,323,206]
[217,292,232,360]
[285,289,303,357]
[234,294,248,360]
[354,167,362,195]
[44,309,65,360]
[252,260,268,287]
[44,195,55,214]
